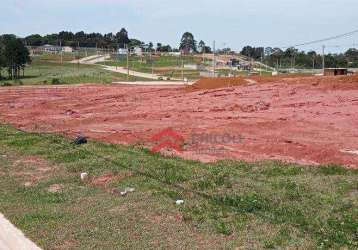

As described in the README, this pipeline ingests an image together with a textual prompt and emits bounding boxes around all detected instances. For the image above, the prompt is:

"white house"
[62,46,73,53]
[118,48,128,55]
[41,44,61,53]
[40,44,73,53]
[133,47,143,56]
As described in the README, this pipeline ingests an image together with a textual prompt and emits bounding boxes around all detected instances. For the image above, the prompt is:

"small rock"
[116,187,135,196]
[125,187,135,193]
[176,200,184,205]
[24,182,33,187]
[81,172,89,181]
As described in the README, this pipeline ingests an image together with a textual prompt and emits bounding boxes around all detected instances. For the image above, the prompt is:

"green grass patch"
[0,55,150,86]
[0,124,357,249]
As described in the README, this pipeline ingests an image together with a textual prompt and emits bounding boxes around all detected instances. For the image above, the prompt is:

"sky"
[1,0,358,53]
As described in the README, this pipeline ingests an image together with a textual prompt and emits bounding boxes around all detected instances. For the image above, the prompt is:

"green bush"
[51,78,61,85]
[0,82,12,86]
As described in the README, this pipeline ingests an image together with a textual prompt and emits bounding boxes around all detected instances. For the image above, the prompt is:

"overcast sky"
[1,0,358,52]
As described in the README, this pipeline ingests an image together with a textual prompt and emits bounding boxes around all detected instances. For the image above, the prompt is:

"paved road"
[0,213,41,250]
[74,55,183,81]
[112,80,194,86]
[103,65,162,80]
[71,54,111,64]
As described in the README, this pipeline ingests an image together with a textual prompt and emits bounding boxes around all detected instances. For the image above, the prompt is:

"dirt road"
[0,76,357,167]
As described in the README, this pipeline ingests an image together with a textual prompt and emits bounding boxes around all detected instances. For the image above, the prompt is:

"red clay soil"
[0,75,358,168]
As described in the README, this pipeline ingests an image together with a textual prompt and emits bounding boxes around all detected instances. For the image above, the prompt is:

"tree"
[307,51,317,69]
[157,44,172,52]
[0,41,5,79]
[264,47,273,57]
[116,28,130,48]
[345,48,358,66]
[24,34,44,46]
[241,46,253,57]
[198,40,206,53]
[203,45,212,53]
[129,39,144,48]
[179,32,197,53]
[148,42,154,52]
[241,46,264,60]
[1,35,31,79]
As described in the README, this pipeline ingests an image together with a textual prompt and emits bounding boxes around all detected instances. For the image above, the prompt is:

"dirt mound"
[188,77,247,91]
[189,74,358,92]
[188,75,307,91]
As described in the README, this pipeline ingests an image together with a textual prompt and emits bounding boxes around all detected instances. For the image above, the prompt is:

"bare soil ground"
[0,75,357,168]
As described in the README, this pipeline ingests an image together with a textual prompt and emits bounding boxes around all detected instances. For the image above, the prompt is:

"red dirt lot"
[0,76,357,168]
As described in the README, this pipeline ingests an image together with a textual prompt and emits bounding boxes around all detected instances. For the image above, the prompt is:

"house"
[39,45,73,53]
[168,52,181,57]
[133,47,143,56]
[62,46,73,53]
[117,48,128,55]
[41,44,62,53]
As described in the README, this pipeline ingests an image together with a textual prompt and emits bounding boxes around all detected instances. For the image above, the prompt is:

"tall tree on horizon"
[179,32,197,53]
[198,40,206,53]
[116,28,130,49]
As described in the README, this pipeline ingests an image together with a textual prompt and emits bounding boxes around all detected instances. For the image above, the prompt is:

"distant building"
[117,48,128,55]
[324,68,348,76]
[62,46,73,53]
[168,52,181,57]
[180,48,194,55]
[41,44,62,53]
[39,45,73,53]
[238,61,252,71]
[133,47,143,56]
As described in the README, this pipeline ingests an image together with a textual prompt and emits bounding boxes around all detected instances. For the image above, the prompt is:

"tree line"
[24,28,175,51]
[241,46,358,69]
[24,30,213,54]
[0,35,31,80]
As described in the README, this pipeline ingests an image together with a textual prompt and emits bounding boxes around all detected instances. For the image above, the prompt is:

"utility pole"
[127,45,130,81]
[181,55,184,81]
[213,41,216,77]
[77,41,80,71]
[322,45,325,74]
[149,50,153,76]
[116,44,119,70]
[60,40,63,64]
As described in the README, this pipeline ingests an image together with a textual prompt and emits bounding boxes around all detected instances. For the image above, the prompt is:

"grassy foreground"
[0,124,357,249]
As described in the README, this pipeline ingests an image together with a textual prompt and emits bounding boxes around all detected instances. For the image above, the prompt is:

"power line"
[282,28,358,49]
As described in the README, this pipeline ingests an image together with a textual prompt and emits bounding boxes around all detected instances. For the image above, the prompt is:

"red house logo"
[151,128,184,153]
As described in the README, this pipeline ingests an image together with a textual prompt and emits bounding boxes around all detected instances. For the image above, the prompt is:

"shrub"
[0,82,12,86]
[51,78,61,85]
